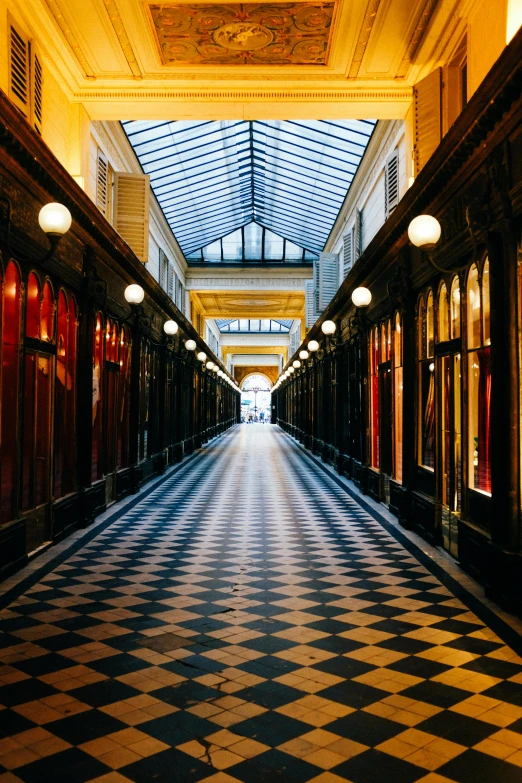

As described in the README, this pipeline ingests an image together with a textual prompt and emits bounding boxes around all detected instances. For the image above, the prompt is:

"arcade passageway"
[1,425,522,783]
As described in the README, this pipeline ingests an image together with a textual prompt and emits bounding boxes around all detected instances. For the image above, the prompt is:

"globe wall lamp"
[308,340,319,352]
[289,366,295,374]
[197,351,207,362]
[299,350,309,361]
[206,361,214,370]
[163,319,178,336]
[185,339,197,351]
[321,320,336,336]
[351,287,372,308]
[0,200,73,264]
[293,360,301,368]
[407,215,441,249]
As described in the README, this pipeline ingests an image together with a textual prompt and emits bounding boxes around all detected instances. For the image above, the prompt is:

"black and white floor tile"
[1,425,522,783]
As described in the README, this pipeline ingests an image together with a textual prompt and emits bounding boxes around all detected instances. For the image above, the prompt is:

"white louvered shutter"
[355,209,363,259]
[305,280,315,329]
[113,172,150,262]
[318,252,339,312]
[413,68,442,175]
[96,151,109,217]
[343,230,353,278]
[385,148,399,219]
[167,263,175,300]
[159,249,167,290]
[30,41,43,134]
[9,20,30,116]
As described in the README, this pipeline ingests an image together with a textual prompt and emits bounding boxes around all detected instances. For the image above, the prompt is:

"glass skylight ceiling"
[122,119,376,258]
[216,319,292,332]
[187,221,318,263]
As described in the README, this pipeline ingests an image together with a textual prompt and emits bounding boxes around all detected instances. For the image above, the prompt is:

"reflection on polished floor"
[1,425,522,783]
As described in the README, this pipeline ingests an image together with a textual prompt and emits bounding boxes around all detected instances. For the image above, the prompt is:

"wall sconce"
[299,350,309,360]
[185,339,197,352]
[206,361,215,370]
[124,284,145,305]
[288,366,295,374]
[407,215,441,249]
[163,319,179,336]
[197,351,207,362]
[293,360,301,368]
[321,320,336,336]
[308,340,319,352]
[351,287,372,308]
[0,199,72,264]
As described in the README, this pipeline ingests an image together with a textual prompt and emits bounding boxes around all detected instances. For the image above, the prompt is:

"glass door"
[440,351,462,557]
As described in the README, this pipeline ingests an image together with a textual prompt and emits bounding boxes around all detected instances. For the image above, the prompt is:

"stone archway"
[234,365,278,387]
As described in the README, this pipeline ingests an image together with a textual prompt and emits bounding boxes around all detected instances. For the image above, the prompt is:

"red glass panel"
[1,262,21,524]
[26,272,40,339]
[370,329,379,469]
[92,313,104,481]
[41,282,54,342]
[54,292,77,499]
[116,327,131,469]
[23,350,52,510]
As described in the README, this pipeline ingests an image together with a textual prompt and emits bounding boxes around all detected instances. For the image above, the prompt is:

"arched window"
[450,276,461,339]
[468,260,491,494]
[117,327,132,469]
[439,283,449,342]
[369,326,379,469]
[54,291,77,499]
[92,313,104,481]
[418,293,435,469]
[393,312,403,482]
[1,262,21,524]
[23,277,55,513]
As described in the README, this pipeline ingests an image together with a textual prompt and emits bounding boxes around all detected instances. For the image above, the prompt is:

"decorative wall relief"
[146,2,336,65]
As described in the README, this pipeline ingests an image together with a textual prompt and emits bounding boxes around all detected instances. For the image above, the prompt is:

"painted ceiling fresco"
[146,2,336,65]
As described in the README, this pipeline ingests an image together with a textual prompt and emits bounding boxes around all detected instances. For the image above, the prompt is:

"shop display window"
[0,262,21,524]
[54,291,77,499]
[450,276,461,339]
[418,293,435,469]
[393,312,403,482]
[467,262,491,494]
[23,275,54,511]
[92,312,104,481]
[369,326,379,469]
[116,327,131,470]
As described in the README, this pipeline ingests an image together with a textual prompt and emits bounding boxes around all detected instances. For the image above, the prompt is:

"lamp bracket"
[0,197,64,266]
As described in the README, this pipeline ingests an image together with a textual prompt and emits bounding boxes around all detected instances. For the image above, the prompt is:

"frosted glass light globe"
[308,340,319,352]
[321,320,336,335]
[299,350,309,360]
[124,284,145,304]
[408,215,441,248]
[289,366,295,374]
[351,287,372,308]
[163,320,178,335]
[197,351,206,362]
[185,339,197,351]
[38,203,72,235]
[293,360,301,368]
[206,361,214,370]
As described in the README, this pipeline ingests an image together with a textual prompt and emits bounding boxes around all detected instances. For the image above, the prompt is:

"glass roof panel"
[122,119,376,258]
[216,319,292,333]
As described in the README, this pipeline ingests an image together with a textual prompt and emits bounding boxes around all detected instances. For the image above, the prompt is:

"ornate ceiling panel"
[146,2,336,66]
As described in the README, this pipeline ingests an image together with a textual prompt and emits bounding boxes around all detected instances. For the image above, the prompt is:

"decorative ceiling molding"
[145,2,337,66]
[45,0,96,78]
[347,0,381,79]
[74,87,411,100]
[102,0,143,78]
[395,0,439,79]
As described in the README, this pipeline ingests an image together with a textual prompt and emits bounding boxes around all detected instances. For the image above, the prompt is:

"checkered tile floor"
[1,425,522,783]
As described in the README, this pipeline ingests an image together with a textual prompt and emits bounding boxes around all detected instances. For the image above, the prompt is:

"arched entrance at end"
[240,373,272,423]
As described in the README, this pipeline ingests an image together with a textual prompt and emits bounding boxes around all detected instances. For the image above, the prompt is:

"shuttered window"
[96,151,110,217]
[356,209,363,258]
[159,249,168,290]
[317,252,339,313]
[414,68,442,175]
[343,230,353,278]
[113,173,150,263]
[9,22,30,115]
[31,44,43,134]
[8,17,43,132]
[167,263,175,300]
[385,148,399,219]
[305,280,316,329]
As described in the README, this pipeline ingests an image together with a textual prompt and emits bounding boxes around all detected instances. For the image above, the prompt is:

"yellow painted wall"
[467,0,508,97]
